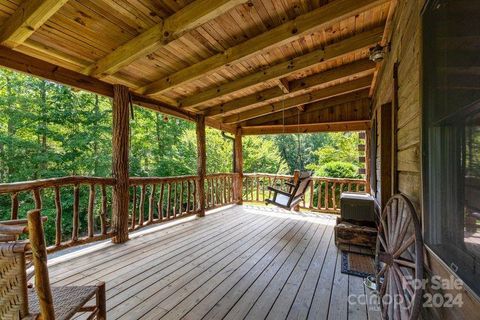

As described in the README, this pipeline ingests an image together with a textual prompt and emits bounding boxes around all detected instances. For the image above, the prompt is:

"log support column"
[196,115,206,217]
[234,127,243,205]
[112,85,130,243]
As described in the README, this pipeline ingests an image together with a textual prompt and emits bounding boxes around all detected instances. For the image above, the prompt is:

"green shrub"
[315,161,360,179]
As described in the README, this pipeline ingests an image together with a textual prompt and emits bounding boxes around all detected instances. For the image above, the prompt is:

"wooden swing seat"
[266,171,312,210]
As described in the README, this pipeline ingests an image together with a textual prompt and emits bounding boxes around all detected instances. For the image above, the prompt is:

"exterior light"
[369,44,385,62]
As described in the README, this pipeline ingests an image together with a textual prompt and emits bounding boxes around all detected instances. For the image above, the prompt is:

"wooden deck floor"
[47,205,380,320]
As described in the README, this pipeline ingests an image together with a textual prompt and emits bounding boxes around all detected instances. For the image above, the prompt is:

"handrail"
[0,176,116,253]
[243,173,365,183]
[0,176,116,194]
[0,172,360,253]
[129,175,198,185]
[0,174,238,253]
[242,173,367,213]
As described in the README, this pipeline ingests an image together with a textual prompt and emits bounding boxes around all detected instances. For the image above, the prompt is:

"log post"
[112,84,130,243]
[234,127,243,204]
[293,169,300,211]
[28,209,55,319]
[196,114,206,217]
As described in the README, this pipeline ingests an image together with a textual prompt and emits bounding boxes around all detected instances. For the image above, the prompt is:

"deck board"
[46,205,379,320]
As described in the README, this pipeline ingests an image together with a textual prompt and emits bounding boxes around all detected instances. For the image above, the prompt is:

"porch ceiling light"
[369,44,385,62]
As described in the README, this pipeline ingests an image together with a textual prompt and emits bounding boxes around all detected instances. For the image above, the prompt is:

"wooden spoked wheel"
[375,194,424,320]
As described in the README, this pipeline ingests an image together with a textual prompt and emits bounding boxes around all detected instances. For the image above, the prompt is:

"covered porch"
[1,0,480,319]
[0,0,396,319]
[46,204,378,320]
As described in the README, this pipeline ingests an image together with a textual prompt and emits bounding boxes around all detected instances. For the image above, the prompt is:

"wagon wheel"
[375,194,424,320]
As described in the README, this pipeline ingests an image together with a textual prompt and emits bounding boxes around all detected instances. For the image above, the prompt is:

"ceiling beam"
[242,89,370,126]
[133,95,236,133]
[241,120,370,135]
[178,26,383,109]
[0,45,236,133]
[0,0,68,48]
[140,0,389,96]
[369,0,397,96]
[251,96,370,126]
[277,78,290,94]
[203,59,375,117]
[221,75,373,124]
[86,0,247,77]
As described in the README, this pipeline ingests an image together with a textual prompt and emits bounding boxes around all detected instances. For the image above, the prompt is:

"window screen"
[423,0,480,294]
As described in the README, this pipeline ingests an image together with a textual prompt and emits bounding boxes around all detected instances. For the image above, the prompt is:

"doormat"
[341,251,375,278]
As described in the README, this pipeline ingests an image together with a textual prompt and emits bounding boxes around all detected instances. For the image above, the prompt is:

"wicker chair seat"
[28,286,98,320]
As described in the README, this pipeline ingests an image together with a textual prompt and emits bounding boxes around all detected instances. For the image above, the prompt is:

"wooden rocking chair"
[266,171,312,210]
[0,209,106,320]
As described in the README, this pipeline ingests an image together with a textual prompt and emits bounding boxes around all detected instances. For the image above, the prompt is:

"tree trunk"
[93,94,99,176]
[156,113,162,165]
[234,127,243,204]
[112,85,130,243]
[5,75,16,179]
[196,115,206,217]
[39,80,47,176]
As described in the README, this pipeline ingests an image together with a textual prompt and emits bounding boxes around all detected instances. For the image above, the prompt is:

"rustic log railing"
[0,176,116,252]
[0,173,237,252]
[205,173,236,210]
[0,172,360,252]
[129,175,198,229]
[243,173,367,213]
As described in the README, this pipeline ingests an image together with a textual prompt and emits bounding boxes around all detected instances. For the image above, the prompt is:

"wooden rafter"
[277,78,290,94]
[242,89,370,126]
[370,0,398,96]
[140,0,389,96]
[221,75,373,124]
[253,96,370,126]
[0,0,68,48]
[16,39,164,94]
[250,96,371,127]
[203,59,375,117]
[0,46,235,134]
[178,26,384,109]
[85,0,247,77]
[241,120,370,135]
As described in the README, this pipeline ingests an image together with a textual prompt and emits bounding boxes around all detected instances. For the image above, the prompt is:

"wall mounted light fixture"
[369,44,385,62]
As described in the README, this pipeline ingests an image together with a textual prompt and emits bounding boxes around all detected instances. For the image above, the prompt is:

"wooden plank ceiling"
[0,0,393,135]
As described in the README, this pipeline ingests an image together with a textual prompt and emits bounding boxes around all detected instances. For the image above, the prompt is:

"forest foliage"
[0,68,363,183]
[0,69,364,243]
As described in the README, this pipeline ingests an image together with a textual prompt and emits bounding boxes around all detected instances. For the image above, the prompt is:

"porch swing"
[265,99,312,210]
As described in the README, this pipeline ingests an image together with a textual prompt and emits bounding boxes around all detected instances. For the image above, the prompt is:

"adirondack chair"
[0,209,106,320]
[266,171,312,210]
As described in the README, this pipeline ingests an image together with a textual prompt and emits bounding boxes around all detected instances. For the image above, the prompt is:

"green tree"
[243,136,288,174]
[306,132,361,178]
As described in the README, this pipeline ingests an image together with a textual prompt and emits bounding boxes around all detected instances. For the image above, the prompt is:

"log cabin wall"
[372,0,480,318]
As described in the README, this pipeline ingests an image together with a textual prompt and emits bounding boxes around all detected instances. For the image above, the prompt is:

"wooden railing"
[0,173,237,252]
[129,175,198,229]
[0,172,361,252]
[0,176,116,252]
[129,173,236,229]
[205,173,236,210]
[243,173,367,213]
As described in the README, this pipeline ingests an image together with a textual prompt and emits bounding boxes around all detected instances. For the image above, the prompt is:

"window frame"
[421,0,480,296]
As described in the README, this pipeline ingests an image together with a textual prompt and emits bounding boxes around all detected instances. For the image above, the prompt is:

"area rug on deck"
[341,251,375,278]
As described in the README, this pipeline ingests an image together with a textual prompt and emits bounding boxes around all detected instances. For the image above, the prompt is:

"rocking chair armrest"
[0,224,28,235]
[267,186,291,197]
